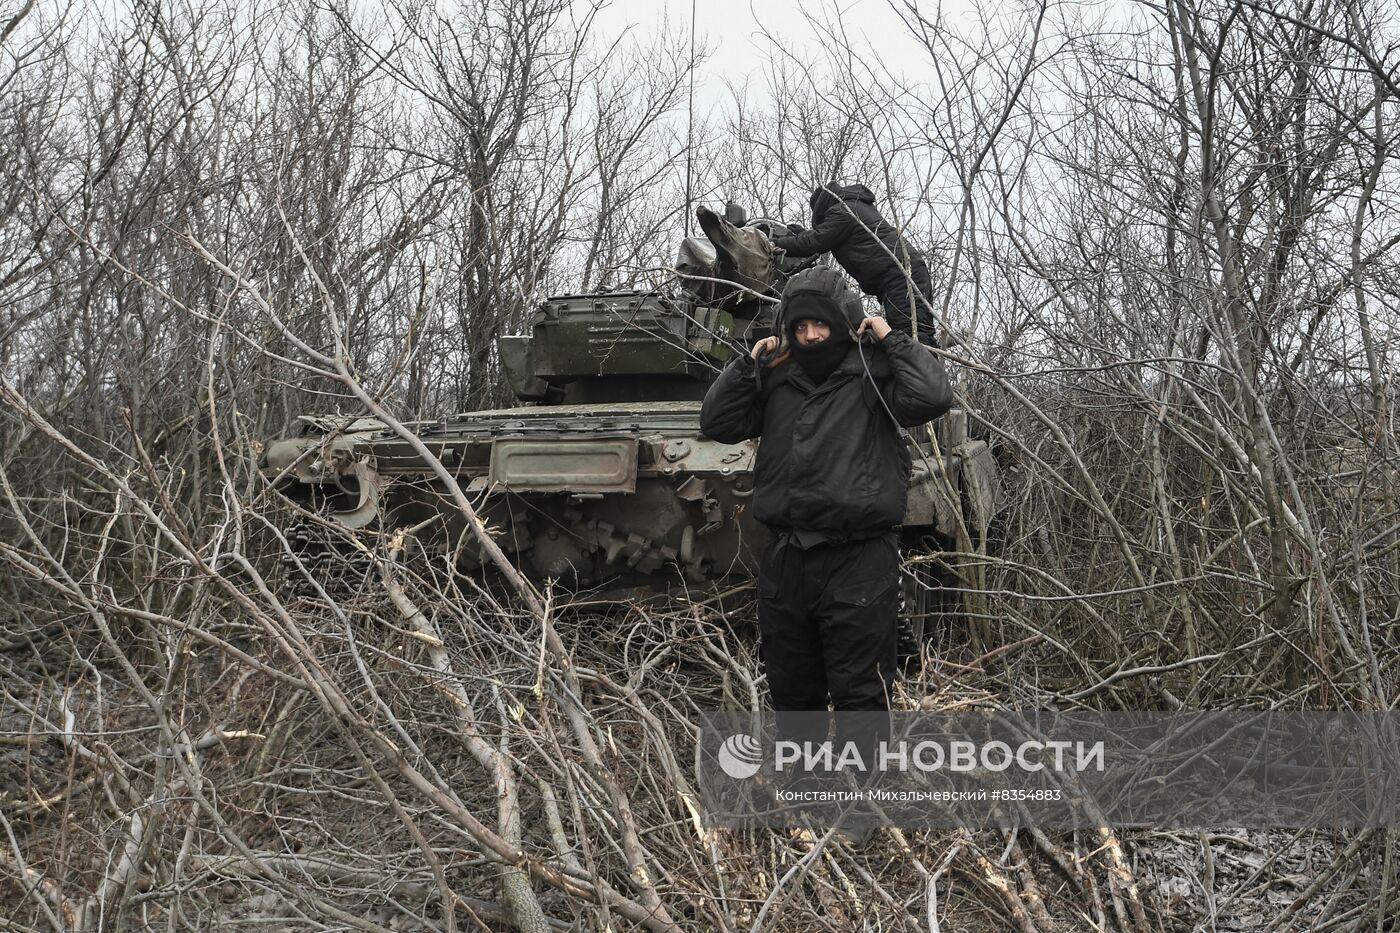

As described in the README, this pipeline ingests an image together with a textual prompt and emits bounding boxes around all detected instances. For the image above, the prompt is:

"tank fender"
[330,459,382,530]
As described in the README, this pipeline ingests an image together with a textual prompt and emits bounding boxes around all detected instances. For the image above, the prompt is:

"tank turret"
[498,205,792,405]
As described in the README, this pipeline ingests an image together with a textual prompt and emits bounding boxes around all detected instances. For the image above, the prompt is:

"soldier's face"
[794,319,831,345]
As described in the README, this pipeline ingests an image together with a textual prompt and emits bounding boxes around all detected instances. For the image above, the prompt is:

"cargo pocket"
[830,572,898,609]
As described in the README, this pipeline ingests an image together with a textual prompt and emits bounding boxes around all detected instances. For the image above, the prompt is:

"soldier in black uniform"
[699,266,952,827]
[771,183,939,347]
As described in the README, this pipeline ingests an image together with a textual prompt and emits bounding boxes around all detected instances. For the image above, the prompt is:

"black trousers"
[757,531,900,773]
[877,272,938,347]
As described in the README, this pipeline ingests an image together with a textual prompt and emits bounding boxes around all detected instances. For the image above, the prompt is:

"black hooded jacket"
[772,184,930,297]
[699,329,952,537]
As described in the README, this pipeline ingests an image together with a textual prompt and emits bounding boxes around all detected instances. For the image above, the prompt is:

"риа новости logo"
[718,733,762,779]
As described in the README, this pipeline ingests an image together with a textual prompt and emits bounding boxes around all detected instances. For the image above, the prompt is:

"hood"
[809,182,876,224]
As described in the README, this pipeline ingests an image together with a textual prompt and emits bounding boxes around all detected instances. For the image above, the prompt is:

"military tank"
[261,204,998,646]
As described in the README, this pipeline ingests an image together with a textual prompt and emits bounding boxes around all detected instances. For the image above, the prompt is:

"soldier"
[699,266,952,838]
[771,183,939,346]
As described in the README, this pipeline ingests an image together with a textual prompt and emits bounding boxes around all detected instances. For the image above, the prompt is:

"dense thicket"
[2,0,1398,929]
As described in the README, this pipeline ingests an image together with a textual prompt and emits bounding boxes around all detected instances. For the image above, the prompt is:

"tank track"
[277,518,374,597]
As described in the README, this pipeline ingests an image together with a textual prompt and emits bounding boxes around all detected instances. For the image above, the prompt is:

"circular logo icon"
[718,733,763,780]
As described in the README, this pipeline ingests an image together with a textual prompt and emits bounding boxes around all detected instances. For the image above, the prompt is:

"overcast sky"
[590,0,965,109]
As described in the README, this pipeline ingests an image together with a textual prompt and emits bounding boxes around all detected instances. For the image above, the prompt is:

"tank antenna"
[684,0,696,237]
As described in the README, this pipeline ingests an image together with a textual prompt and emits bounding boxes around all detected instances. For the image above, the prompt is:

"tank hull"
[262,401,988,591]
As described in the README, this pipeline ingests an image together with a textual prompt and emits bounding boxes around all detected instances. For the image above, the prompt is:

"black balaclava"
[785,294,851,384]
